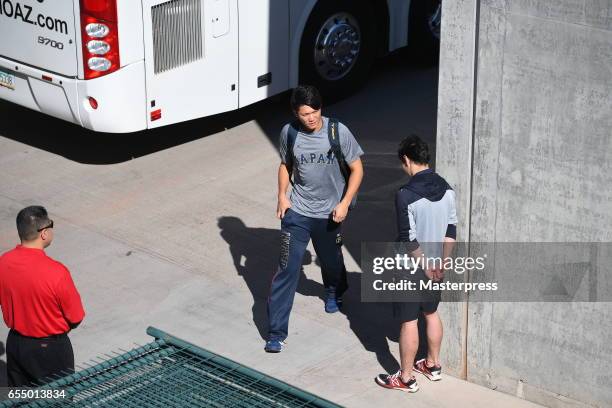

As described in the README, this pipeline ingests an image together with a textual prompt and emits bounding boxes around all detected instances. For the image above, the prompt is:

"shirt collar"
[15,244,45,254]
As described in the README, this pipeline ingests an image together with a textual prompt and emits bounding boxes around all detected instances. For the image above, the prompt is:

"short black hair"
[398,135,430,165]
[16,206,51,241]
[290,85,322,112]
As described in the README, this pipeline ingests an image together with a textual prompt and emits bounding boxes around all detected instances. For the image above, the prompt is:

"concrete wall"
[436,1,612,407]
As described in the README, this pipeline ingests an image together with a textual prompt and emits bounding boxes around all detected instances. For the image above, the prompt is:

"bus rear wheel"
[408,0,442,63]
[299,0,376,100]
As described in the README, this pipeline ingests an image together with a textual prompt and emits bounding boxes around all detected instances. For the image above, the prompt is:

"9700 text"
[38,35,64,50]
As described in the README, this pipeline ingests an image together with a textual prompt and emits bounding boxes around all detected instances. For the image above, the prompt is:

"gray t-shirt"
[280,117,364,219]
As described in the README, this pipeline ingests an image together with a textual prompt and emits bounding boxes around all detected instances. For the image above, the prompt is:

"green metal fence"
[1,327,342,408]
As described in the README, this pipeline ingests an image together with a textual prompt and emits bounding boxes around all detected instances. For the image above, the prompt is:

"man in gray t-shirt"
[265,85,364,353]
[279,117,363,219]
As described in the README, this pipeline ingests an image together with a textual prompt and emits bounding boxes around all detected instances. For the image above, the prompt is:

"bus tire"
[299,0,377,101]
[408,0,442,64]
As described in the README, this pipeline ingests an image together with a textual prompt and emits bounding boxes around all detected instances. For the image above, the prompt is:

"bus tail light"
[88,57,112,72]
[87,40,111,55]
[85,23,110,38]
[80,0,120,80]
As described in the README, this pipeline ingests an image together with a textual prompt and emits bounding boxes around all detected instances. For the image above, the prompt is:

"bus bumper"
[0,57,147,133]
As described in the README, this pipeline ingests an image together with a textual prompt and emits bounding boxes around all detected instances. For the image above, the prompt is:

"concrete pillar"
[435,0,480,379]
[436,0,612,406]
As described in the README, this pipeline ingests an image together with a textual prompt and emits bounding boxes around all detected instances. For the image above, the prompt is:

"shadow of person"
[339,271,401,374]
[0,341,7,386]
[311,254,427,375]
[218,216,428,373]
[340,272,430,375]
[218,216,324,341]
[305,251,400,374]
[328,181,431,373]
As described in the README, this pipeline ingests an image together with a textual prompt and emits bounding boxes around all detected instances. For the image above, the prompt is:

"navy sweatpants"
[267,209,348,341]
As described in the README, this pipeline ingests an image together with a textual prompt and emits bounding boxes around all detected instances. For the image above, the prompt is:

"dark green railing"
[1,327,342,408]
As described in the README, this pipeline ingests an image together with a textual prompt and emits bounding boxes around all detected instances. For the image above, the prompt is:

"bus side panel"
[142,0,239,128]
[237,0,289,108]
[288,0,317,88]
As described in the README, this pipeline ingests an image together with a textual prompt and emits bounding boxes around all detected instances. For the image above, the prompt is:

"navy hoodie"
[395,169,457,257]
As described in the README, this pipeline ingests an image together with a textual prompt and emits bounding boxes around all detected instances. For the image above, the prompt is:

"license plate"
[0,69,15,90]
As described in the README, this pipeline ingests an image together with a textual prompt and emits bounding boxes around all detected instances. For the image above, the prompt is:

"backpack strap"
[327,118,350,183]
[328,118,357,210]
[285,120,300,185]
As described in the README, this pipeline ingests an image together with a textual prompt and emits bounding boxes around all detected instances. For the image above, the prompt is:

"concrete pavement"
[0,54,542,407]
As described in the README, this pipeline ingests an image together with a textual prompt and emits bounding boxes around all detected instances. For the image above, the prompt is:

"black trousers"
[6,330,74,387]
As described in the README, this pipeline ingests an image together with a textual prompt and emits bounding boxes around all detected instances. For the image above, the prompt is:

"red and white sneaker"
[413,359,442,381]
[375,370,419,392]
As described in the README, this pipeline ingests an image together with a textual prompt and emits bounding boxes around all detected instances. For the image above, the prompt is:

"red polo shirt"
[0,245,85,338]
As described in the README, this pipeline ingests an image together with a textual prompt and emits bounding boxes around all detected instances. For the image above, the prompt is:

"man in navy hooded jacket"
[376,135,457,393]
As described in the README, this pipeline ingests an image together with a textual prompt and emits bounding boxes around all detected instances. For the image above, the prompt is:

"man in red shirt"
[0,206,85,386]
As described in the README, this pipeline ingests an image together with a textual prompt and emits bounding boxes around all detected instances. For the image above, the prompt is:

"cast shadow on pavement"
[318,258,428,374]
[0,95,286,165]
[339,272,402,374]
[0,49,437,166]
[218,216,406,375]
[217,216,323,341]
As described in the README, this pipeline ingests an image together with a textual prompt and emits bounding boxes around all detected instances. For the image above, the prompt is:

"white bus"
[0,0,440,133]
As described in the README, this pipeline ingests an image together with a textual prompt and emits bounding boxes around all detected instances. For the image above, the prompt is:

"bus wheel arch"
[408,0,442,63]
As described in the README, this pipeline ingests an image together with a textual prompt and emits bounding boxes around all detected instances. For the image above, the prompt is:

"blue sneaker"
[264,340,285,353]
[325,295,343,313]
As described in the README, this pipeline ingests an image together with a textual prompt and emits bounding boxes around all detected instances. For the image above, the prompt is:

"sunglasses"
[37,220,54,232]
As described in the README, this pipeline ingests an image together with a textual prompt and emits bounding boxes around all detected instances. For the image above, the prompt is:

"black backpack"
[285,118,356,209]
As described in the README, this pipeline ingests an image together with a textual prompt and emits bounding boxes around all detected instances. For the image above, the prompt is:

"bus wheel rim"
[313,12,361,81]
[428,4,442,40]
